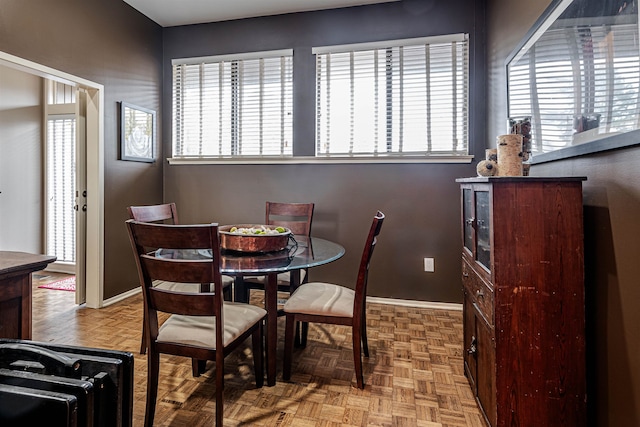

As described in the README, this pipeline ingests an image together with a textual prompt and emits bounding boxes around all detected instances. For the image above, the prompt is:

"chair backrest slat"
[127,203,179,225]
[265,201,314,237]
[148,288,216,316]
[141,256,213,284]
[131,222,214,251]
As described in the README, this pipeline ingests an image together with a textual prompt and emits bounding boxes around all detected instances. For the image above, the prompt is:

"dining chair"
[127,202,179,225]
[127,203,234,354]
[126,220,266,427]
[282,210,385,389]
[237,201,315,303]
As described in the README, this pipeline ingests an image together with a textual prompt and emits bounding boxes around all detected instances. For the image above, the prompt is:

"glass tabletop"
[155,236,345,275]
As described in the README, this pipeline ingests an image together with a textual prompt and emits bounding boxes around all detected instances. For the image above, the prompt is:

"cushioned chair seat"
[158,302,267,349]
[284,282,354,318]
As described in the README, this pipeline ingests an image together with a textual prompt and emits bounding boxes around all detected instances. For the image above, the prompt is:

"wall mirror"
[506,0,639,163]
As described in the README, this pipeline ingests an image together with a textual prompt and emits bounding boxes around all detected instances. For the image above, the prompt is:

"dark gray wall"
[487,0,640,424]
[0,0,164,298]
[162,0,486,302]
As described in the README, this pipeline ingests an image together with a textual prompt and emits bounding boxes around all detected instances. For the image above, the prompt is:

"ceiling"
[123,0,399,27]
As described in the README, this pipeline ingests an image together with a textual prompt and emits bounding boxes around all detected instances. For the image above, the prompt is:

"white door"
[44,81,87,304]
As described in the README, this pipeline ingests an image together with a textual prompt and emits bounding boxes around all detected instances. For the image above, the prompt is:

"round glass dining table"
[157,236,345,386]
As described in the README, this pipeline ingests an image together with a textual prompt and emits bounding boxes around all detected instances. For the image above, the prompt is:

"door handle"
[467,335,477,356]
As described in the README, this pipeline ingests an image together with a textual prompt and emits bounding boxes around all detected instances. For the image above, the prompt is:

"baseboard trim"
[367,296,462,311]
[103,287,140,307]
[102,287,462,312]
[45,263,75,275]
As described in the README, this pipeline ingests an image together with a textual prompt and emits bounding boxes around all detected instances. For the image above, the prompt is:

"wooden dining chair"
[236,201,315,303]
[282,211,385,389]
[127,203,179,225]
[127,203,234,354]
[126,220,266,427]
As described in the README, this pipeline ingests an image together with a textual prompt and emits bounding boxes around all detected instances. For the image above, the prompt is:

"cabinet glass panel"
[475,191,491,269]
[463,189,473,253]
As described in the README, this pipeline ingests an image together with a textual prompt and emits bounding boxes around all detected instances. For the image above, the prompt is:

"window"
[508,19,640,153]
[45,80,76,264]
[172,50,293,158]
[314,34,469,157]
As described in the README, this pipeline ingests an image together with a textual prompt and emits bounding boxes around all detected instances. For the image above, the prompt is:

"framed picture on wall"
[120,102,156,162]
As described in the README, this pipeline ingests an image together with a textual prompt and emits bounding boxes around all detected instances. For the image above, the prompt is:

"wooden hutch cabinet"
[456,177,587,427]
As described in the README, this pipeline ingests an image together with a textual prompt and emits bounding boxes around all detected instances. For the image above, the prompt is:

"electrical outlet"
[423,257,435,272]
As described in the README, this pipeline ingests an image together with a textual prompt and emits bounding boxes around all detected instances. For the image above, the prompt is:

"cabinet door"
[463,290,477,388]
[475,315,496,427]
[474,190,491,270]
[462,188,474,255]
[464,287,496,427]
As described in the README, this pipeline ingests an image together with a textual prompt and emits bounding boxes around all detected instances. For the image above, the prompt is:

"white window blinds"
[46,116,76,263]
[314,34,469,157]
[508,20,640,152]
[172,50,293,158]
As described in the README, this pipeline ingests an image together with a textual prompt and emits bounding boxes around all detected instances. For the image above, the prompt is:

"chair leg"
[140,318,147,355]
[294,321,301,347]
[283,314,296,381]
[234,276,248,303]
[300,321,309,348]
[252,323,264,388]
[352,323,364,389]
[215,350,225,427]
[144,350,160,427]
[223,285,232,301]
[191,359,206,377]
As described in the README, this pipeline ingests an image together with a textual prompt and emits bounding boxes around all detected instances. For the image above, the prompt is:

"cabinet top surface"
[0,251,57,275]
[456,176,587,183]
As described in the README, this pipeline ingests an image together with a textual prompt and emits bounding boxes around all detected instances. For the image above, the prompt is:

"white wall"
[0,64,43,252]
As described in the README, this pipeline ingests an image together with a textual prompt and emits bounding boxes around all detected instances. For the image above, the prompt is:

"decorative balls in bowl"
[219,224,291,253]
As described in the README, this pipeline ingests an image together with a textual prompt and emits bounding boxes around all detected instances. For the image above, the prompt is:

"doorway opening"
[0,50,105,308]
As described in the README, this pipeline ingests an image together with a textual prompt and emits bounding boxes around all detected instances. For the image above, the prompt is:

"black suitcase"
[0,340,133,427]
[0,383,79,427]
[0,368,95,427]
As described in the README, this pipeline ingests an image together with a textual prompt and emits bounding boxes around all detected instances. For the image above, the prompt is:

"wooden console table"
[0,251,56,339]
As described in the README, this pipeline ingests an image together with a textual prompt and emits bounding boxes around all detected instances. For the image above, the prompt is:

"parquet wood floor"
[31,273,486,427]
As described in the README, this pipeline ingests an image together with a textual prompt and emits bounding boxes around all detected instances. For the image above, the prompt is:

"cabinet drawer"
[462,260,494,326]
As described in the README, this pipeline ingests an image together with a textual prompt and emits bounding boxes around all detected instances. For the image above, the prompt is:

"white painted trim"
[173,49,294,65]
[367,296,463,311]
[1,50,105,309]
[45,263,75,275]
[102,287,140,308]
[0,51,103,89]
[312,33,469,54]
[103,290,462,311]
[167,155,474,165]
[84,87,105,308]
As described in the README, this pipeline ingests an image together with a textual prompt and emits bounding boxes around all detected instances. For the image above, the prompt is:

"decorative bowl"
[221,248,293,270]
[219,224,291,253]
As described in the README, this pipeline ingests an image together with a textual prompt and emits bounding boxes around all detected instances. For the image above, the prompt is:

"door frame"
[1,50,105,308]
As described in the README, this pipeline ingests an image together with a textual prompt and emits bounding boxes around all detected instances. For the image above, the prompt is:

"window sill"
[167,155,474,165]
[532,129,640,164]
